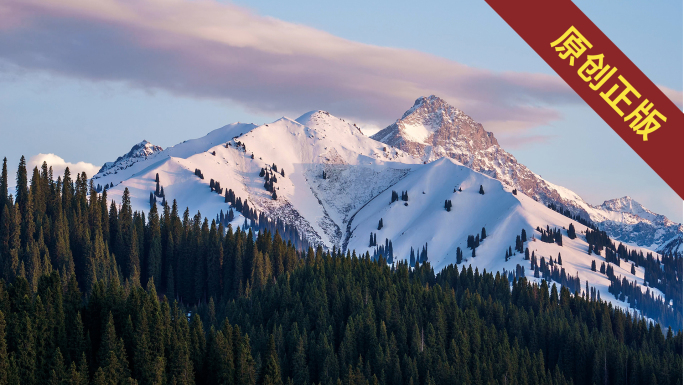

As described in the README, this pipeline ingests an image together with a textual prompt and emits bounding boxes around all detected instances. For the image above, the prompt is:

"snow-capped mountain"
[372,95,682,256]
[95,140,164,178]
[89,106,680,328]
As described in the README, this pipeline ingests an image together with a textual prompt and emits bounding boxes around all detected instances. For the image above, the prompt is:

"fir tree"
[0,311,7,385]
[377,218,383,231]
[0,158,7,221]
[478,185,485,195]
[146,202,163,286]
[260,335,283,385]
[292,337,308,385]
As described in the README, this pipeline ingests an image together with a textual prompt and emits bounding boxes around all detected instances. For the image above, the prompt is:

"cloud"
[497,134,559,150]
[27,153,100,180]
[0,0,594,132]
[657,85,683,110]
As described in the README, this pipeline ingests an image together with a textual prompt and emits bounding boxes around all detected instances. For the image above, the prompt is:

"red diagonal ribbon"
[485,0,684,200]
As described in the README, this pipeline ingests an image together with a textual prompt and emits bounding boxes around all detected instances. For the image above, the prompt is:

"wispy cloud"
[0,0,679,133]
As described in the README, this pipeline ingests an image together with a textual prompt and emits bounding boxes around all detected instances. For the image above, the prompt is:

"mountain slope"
[345,157,667,313]
[90,107,680,328]
[372,95,682,256]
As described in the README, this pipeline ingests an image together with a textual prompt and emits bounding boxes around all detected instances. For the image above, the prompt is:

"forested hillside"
[0,156,681,385]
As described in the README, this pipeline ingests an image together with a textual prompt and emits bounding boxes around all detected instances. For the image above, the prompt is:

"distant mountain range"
[89,96,681,325]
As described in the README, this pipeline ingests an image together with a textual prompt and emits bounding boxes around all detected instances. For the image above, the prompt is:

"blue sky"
[0,0,681,221]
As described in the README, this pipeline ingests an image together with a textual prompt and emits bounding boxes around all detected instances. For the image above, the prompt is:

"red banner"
[485,0,684,200]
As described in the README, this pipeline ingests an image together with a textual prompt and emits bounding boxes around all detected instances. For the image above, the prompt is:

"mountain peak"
[400,95,466,122]
[125,140,163,159]
[96,139,163,176]
[372,95,497,158]
[405,95,453,117]
[599,196,654,218]
[296,110,341,125]
[296,110,364,136]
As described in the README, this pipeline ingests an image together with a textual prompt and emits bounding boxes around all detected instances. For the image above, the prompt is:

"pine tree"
[478,185,485,195]
[208,323,235,385]
[0,311,7,385]
[0,158,7,221]
[260,335,282,385]
[292,337,308,385]
[235,332,256,385]
[16,313,36,385]
[155,174,161,197]
[377,218,383,231]
[146,202,163,287]
[16,156,29,217]
[49,348,66,385]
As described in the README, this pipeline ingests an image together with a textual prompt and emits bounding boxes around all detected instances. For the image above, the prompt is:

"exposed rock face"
[373,96,573,215]
[373,95,682,255]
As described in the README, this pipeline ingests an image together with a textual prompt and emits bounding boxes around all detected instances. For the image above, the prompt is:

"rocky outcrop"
[373,95,682,255]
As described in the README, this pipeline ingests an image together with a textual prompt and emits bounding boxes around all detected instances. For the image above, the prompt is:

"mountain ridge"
[372,95,682,256]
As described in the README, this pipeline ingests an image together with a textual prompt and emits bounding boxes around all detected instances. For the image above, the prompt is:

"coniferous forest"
[0,156,681,385]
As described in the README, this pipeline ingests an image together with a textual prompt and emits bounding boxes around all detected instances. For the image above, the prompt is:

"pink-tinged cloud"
[497,134,559,150]
[657,85,683,110]
[27,153,100,179]
[0,0,584,131]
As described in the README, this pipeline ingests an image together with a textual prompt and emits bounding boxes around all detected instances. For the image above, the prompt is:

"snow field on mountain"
[345,157,663,315]
[237,113,420,247]
[95,123,258,225]
[91,108,675,318]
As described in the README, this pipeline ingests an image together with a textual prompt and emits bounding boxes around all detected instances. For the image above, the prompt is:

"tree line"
[0,156,681,385]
